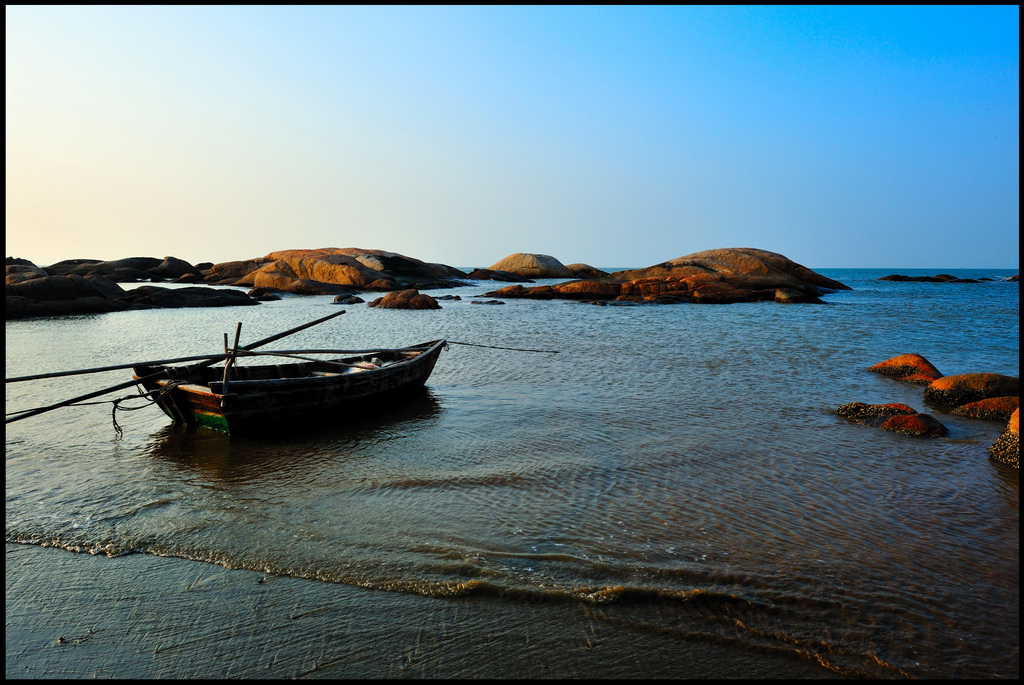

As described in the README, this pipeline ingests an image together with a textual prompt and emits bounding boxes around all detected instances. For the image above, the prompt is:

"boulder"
[835,402,947,437]
[464,268,534,282]
[923,373,1019,408]
[366,289,441,310]
[989,409,1019,468]
[220,248,466,293]
[609,248,850,291]
[951,397,1019,422]
[487,253,574,278]
[874,413,949,437]
[867,354,944,385]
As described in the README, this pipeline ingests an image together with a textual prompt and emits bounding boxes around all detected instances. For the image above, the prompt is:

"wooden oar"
[5,310,347,424]
[5,347,423,383]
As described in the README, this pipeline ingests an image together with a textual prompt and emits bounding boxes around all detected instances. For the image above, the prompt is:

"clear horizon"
[6,6,1020,270]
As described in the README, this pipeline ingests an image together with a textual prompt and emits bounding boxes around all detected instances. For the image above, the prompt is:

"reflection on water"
[143,387,444,478]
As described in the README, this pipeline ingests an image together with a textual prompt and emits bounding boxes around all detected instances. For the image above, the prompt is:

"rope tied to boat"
[445,341,559,354]
[110,381,185,437]
[5,380,184,437]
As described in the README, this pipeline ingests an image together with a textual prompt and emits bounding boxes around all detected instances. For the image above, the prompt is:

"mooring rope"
[446,341,559,354]
[5,381,183,437]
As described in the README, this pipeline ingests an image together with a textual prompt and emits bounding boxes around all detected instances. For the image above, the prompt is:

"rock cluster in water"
[836,402,948,437]
[844,353,1020,466]
[482,248,851,304]
[6,249,1017,318]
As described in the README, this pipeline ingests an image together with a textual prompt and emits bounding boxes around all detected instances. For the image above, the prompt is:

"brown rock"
[989,408,1019,468]
[566,263,608,278]
[951,396,1019,421]
[366,289,441,310]
[206,259,270,283]
[923,373,1019,408]
[867,354,944,385]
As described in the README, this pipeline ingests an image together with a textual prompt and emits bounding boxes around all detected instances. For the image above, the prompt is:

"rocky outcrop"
[836,402,948,437]
[6,274,135,318]
[867,354,944,385]
[366,289,441,310]
[878,274,981,283]
[5,265,261,319]
[484,249,848,305]
[45,256,204,282]
[214,248,465,293]
[989,409,1019,468]
[120,286,259,309]
[487,253,574,279]
[923,373,1019,408]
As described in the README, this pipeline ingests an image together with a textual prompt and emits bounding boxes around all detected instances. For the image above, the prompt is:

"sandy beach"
[7,543,841,679]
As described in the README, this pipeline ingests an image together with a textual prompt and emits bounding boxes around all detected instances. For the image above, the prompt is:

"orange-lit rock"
[989,408,1019,468]
[867,354,944,385]
[366,289,441,310]
[875,413,949,437]
[923,373,1019,408]
[951,396,1019,422]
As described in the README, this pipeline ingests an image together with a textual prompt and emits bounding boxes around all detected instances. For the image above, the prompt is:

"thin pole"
[5,310,346,424]
[221,322,242,393]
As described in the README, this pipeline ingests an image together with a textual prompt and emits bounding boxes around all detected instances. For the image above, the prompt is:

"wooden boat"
[132,340,446,435]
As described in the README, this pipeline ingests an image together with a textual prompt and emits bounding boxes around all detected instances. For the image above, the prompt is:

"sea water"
[5,268,1019,678]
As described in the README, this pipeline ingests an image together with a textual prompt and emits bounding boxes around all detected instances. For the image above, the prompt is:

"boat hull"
[133,340,445,435]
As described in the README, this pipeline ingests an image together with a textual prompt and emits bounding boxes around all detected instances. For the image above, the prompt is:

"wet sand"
[6,543,838,679]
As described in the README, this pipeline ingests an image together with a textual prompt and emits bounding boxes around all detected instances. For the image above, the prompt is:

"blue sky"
[5,5,1019,269]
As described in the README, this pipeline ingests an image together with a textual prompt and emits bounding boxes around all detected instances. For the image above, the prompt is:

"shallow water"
[5,268,1019,678]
